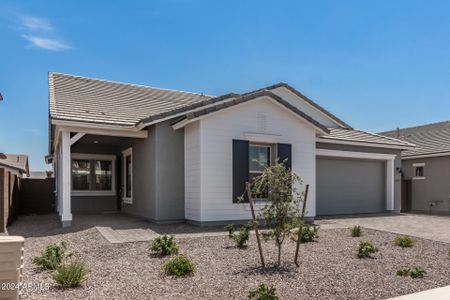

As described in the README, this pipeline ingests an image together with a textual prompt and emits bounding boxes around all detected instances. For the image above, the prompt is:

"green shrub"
[162,255,194,277]
[225,224,235,238]
[351,225,362,237]
[300,225,319,243]
[447,249,450,257]
[410,267,426,278]
[396,269,410,277]
[51,260,88,288]
[357,241,379,258]
[248,284,278,300]
[225,224,251,248]
[395,236,414,248]
[397,267,426,279]
[32,241,70,270]
[150,235,179,256]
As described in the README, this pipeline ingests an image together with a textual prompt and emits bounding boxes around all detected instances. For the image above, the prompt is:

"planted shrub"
[248,284,278,300]
[51,260,88,288]
[397,268,426,279]
[300,225,319,243]
[396,269,410,277]
[410,267,426,278]
[32,241,70,270]
[351,225,362,237]
[357,241,379,258]
[225,224,235,239]
[395,236,414,248]
[225,224,251,248]
[150,235,179,256]
[162,255,194,277]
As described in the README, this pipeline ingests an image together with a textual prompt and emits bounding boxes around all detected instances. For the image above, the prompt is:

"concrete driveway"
[316,213,450,243]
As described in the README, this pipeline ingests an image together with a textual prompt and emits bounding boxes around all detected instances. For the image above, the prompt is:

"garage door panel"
[317,158,385,215]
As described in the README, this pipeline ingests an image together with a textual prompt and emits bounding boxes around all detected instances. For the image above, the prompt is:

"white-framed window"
[71,153,116,196]
[122,148,133,204]
[249,143,274,199]
[412,162,425,180]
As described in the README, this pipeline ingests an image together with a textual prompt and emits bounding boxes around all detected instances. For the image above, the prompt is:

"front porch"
[51,123,148,226]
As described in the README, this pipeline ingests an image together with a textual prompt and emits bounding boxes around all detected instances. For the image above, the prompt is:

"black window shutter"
[277,143,292,170]
[232,139,249,203]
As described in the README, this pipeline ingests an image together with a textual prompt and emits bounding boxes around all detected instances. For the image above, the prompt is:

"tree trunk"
[277,243,281,266]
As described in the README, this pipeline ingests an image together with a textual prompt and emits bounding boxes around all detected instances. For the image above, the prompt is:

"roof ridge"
[380,120,450,134]
[352,128,415,146]
[48,72,213,98]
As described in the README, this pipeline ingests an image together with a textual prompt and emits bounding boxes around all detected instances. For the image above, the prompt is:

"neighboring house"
[382,121,450,214]
[0,154,29,232]
[47,73,413,227]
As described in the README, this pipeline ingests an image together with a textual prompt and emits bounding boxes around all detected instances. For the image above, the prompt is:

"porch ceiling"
[75,134,129,146]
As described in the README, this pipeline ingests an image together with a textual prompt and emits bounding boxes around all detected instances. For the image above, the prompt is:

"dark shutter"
[232,139,249,203]
[277,143,292,170]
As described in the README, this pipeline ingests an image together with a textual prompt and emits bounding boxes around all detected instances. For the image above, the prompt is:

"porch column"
[60,130,72,227]
[385,158,395,211]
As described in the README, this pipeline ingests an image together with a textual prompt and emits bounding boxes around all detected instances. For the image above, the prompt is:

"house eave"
[317,138,415,150]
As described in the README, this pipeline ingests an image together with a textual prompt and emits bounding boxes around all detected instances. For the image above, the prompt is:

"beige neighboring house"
[0,154,29,232]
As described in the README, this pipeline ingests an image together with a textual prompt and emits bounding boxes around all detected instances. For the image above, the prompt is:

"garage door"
[316,157,385,215]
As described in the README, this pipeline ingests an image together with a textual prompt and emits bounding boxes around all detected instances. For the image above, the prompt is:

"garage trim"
[316,149,396,211]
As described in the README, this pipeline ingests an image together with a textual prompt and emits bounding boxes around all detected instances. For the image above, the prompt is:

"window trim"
[71,153,116,196]
[412,162,425,180]
[122,148,133,204]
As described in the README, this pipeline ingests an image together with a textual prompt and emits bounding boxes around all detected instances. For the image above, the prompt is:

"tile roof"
[0,154,29,174]
[319,128,415,149]
[49,72,211,126]
[380,121,450,157]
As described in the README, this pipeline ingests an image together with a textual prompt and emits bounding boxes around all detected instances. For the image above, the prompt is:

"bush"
[32,241,70,270]
[162,255,194,277]
[351,225,362,237]
[397,267,426,279]
[300,225,319,243]
[51,260,88,288]
[410,267,426,279]
[225,224,235,239]
[248,284,278,300]
[225,224,251,248]
[357,241,379,258]
[150,235,179,256]
[395,236,414,248]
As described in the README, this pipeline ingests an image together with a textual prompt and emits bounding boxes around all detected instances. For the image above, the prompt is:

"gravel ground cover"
[10,216,450,300]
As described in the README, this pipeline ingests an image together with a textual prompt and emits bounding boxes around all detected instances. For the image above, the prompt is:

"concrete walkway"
[387,285,450,300]
[96,226,228,244]
[316,213,450,243]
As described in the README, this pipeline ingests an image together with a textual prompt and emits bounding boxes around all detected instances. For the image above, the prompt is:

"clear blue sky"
[1,0,450,171]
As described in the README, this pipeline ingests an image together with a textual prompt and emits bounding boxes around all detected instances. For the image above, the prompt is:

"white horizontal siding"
[184,122,201,221]
[196,96,317,222]
[271,86,339,128]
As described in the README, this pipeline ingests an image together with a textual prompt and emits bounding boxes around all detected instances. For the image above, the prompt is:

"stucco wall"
[402,156,450,213]
[184,96,317,223]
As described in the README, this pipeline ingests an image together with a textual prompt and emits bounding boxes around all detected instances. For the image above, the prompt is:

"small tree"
[250,160,303,266]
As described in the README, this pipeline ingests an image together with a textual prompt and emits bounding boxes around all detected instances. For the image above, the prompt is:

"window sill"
[122,197,133,204]
[412,177,426,180]
[72,190,116,196]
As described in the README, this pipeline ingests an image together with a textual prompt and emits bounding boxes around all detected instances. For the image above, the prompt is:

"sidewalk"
[388,285,450,300]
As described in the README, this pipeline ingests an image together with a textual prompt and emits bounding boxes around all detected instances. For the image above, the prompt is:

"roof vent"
[257,113,267,131]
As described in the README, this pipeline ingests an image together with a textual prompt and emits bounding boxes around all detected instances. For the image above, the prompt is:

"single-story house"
[47,73,414,227]
[381,121,450,214]
[0,154,29,232]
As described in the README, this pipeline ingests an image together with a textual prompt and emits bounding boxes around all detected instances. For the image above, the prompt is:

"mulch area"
[10,216,450,300]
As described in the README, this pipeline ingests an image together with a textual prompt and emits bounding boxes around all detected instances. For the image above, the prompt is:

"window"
[249,144,272,199]
[122,148,133,203]
[413,163,425,180]
[71,154,116,196]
